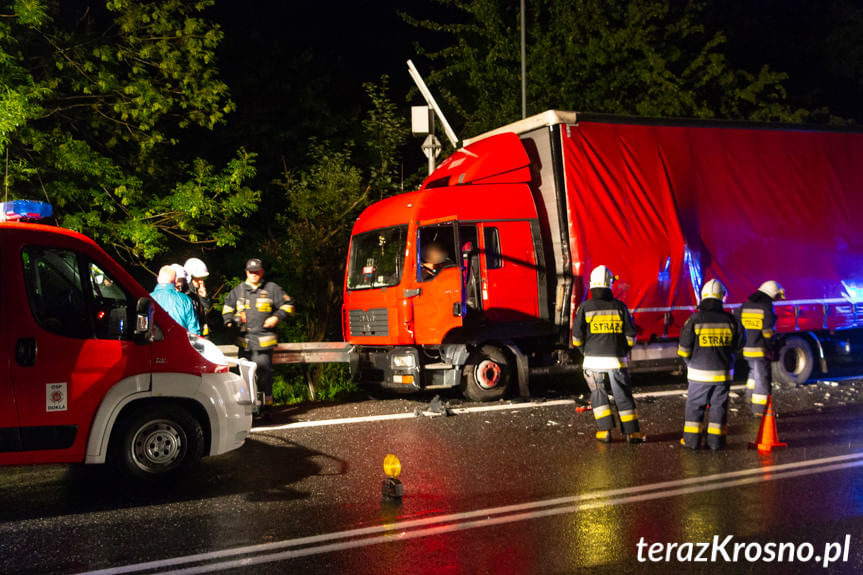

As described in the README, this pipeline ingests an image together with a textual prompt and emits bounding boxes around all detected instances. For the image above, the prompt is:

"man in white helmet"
[678,279,742,450]
[572,265,644,444]
[735,280,785,415]
[184,257,211,337]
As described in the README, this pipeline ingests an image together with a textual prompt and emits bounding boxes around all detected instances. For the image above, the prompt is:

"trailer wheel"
[772,336,815,385]
[462,345,511,402]
[111,404,204,484]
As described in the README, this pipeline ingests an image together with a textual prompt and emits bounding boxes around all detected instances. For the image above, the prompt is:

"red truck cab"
[1,204,254,482]
[343,134,548,400]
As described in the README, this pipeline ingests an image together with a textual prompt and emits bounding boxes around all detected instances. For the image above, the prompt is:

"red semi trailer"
[343,111,863,401]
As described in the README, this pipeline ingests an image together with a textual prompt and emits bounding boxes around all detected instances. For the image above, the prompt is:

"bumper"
[200,371,254,456]
[350,346,422,391]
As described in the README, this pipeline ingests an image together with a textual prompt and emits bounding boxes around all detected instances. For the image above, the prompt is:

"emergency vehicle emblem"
[46,382,67,412]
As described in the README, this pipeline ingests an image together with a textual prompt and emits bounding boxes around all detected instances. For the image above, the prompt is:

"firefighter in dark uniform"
[222,258,294,406]
[678,279,742,450]
[572,265,644,444]
[735,280,785,415]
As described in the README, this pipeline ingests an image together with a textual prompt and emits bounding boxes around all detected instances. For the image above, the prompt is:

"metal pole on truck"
[407,60,458,173]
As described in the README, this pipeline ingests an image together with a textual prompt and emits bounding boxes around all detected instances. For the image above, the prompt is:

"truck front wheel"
[111,404,204,483]
[462,345,511,402]
[772,336,815,385]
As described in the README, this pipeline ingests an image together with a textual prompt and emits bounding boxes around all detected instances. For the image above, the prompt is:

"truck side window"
[484,227,503,269]
[87,262,133,340]
[418,223,458,282]
[22,247,92,339]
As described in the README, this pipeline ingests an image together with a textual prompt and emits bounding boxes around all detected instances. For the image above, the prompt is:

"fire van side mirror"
[135,297,153,342]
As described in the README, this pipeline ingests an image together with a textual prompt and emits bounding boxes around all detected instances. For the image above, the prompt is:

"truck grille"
[348,308,389,337]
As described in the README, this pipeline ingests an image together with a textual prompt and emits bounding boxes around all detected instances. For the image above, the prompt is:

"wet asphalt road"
[2,373,863,575]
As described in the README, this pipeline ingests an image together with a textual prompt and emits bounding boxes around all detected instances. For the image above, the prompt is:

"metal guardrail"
[217,342,352,365]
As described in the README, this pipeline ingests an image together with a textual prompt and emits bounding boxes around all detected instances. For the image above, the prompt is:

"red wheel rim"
[475,359,502,389]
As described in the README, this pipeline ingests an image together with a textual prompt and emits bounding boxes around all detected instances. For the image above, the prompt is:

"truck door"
[479,221,541,322]
[4,245,148,464]
[0,250,22,453]
[412,219,464,343]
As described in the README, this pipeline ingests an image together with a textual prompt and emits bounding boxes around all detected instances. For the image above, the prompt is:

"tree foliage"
[405,0,809,135]
[264,77,408,346]
[0,0,258,267]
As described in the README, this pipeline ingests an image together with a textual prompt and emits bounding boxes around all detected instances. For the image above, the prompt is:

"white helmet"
[758,280,785,301]
[700,279,727,301]
[170,263,188,282]
[589,265,617,289]
[184,257,209,279]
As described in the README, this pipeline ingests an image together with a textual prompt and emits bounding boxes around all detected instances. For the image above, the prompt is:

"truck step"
[424,362,456,370]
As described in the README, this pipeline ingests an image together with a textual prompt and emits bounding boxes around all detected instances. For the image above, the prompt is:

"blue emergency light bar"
[0,200,53,222]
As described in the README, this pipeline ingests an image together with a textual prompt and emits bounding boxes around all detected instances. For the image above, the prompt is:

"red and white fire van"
[1,202,255,482]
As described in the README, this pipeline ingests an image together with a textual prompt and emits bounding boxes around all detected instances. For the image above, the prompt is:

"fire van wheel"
[112,405,204,483]
[772,336,815,386]
[461,345,511,402]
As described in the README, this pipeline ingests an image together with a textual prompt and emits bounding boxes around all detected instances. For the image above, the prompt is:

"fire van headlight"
[391,353,417,369]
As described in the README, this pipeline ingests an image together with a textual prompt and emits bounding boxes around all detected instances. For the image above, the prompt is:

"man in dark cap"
[222,258,294,410]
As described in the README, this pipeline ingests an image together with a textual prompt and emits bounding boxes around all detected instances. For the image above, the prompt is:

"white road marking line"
[170,458,863,574]
[250,385,744,432]
[77,451,863,575]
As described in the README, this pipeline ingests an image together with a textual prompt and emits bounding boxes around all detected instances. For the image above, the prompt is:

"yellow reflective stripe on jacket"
[222,304,234,314]
[626,336,636,347]
[741,310,765,330]
[686,367,731,383]
[743,347,766,358]
[571,337,584,347]
[678,346,692,358]
[694,326,733,347]
[586,313,623,334]
[279,303,295,314]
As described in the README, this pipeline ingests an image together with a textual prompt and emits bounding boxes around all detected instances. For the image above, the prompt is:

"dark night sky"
[200,0,863,177]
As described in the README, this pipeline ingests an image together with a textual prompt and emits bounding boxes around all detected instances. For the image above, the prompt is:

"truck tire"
[772,336,815,385]
[111,404,204,484]
[461,345,511,402]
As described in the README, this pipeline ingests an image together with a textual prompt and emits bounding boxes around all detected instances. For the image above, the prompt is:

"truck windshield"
[348,225,408,290]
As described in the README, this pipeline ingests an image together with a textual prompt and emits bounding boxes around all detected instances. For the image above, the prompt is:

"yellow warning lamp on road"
[382,454,403,500]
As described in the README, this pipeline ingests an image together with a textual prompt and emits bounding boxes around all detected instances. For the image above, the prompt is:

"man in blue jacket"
[150,265,201,335]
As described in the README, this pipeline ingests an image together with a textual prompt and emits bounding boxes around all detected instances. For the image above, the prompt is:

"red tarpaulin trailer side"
[562,121,863,340]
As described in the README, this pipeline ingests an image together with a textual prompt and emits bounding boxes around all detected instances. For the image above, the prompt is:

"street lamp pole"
[521,0,526,119]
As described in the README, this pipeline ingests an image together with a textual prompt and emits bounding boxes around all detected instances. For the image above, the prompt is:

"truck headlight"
[391,353,416,369]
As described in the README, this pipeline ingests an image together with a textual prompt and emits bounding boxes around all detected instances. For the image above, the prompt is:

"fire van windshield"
[347,225,408,290]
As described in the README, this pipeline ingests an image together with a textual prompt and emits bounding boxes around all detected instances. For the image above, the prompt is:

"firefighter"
[150,265,200,335]
[222,258,294,407]
[183,257,211,337]
[735,280,785,415]
[572,265,644,444]
[678,279,742,450]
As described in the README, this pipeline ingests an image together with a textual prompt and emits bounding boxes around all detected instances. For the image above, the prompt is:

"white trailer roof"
[463,110,578,146]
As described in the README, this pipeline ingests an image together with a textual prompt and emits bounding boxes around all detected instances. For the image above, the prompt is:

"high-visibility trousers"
[584,368,640,435]
[745,357,771,415]
[683,381,730,450]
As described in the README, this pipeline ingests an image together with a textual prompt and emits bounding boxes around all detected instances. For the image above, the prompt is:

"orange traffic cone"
[749,395,787,453]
